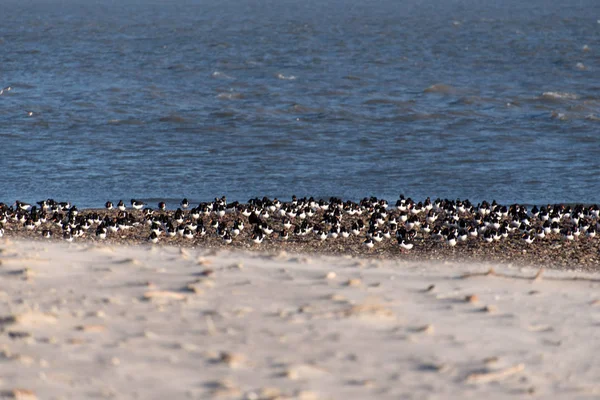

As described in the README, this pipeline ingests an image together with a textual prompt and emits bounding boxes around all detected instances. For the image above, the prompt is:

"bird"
[24,219,36,230]
[372,231,384,243]
[535,227,546,240]
[105,201,113,210]
[445,229,458,247]
[252,231,264,244]
[14,201,31,211]
[148,232,159,243]
[180,198,189,209]
[196,225,207,237]
[131,199,145,210]
[96,226,107,240]
[261,224,274,235]
[522,232,535,244]
[317,229,327,241]
[398,238,414,251]
[183,228,194,239]
[282,218,292,229]
[63,231,74,242]
[562,229,575,241]
[363,238,375,249]
[328,226,340,239]
[340,226,350,238]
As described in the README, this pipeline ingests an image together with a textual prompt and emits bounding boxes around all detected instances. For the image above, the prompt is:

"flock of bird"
[1,196,599,252]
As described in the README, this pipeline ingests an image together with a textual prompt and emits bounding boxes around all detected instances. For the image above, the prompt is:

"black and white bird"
[180,198,189,209]
[96,226,108,240]
[522,232,535,244]
[131,199,145,210]
[398,238,414,251]
[14,201,31,211]
[148,231,159,243]
[252,231,264,244]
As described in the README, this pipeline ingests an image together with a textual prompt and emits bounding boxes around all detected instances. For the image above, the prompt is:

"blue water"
[1,0,599,208]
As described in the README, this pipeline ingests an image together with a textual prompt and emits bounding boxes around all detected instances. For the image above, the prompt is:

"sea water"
[1,0,599,208]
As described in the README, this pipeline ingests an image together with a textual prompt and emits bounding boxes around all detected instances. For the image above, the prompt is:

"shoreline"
[2,196,600,270]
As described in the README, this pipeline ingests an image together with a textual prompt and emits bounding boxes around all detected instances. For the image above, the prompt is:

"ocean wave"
[158,114,187,123]
[363,98,414,106]
[212,71,234,79]
[216,92,243,100]
[541,91,579,100]
[550,111,568,120]
[423,83,457,94]
[276,73,296,80]
[286,104,323,114]
[108,119,145,125]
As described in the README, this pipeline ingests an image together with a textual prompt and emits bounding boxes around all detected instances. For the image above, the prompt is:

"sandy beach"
[1,239,599,399]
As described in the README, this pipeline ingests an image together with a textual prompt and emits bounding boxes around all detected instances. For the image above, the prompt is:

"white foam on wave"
[541,91,579,100]
[216,92,243,100]
[423,83,456,94]
[550,111,568,120]
[211,71,234,79]
[276,73,296,80]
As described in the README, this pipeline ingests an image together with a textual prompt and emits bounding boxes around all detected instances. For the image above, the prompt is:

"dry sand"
[1,239,599,399]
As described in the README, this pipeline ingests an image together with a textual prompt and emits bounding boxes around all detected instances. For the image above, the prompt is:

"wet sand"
[1,240,599,399]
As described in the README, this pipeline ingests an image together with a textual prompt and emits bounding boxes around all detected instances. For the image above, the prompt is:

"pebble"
[0,389,38,399]
[329,294,347,302]
[183,284,204,294]
[8,331,31,340]
[414,324,434,334]
[465,294,479,303]
[179,248,190,259]
[87,310,106,318]
[424,284,436,292]
[219,351,246,368]
[207,379,241,398]
[482,305,497,313]
[75,324,106,333]
[346,278,362,287]
[196,257,212,266]
[143,291,186,301]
